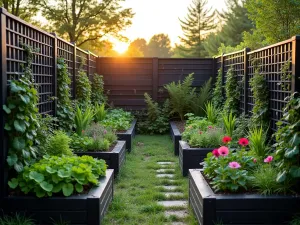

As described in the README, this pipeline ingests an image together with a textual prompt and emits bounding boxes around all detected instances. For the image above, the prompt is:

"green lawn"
[103,135,198,225]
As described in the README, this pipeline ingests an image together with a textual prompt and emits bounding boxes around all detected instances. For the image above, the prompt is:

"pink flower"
[208,126,213,129]
[104,130,107,134]
[212,149,220,157]
[222,136,232,144]
[238,138,249,146]
[199,130,203,134]
[253,158,257,163]
[229,162,241,169]
[264,156,273,163]
[218,146,229,156]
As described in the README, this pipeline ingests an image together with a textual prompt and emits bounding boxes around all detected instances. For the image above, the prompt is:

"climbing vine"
[3,44,40,172]
[249,66,269,129]
[223,66,240,115]
[212,67,224,109]
[91,73,106,105]
[76,69,91,109]
[280,60,292,91]
[57,58,74,132]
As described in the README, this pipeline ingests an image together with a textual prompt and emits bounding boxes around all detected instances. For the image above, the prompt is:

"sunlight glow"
[113,42,129,54]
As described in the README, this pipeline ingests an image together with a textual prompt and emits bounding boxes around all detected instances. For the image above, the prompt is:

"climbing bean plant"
[3,44,40,172]
[212,68,224,109]
[91,73,106,105]
[57,58,74,132]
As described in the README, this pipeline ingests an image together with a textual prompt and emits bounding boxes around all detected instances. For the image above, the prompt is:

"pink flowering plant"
[203,137,256,192]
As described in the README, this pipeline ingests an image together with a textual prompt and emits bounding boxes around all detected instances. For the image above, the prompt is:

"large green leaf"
[29,171,44,183]
[62,183,74,197]
[40,181,53,192]
[52,183,63,193]
[75,183,83,193]
[14,161,24,172]
[290,133,300,146]
[6,154,18,166]
[276,170,287,183]
[58,169,71,178]
[12,137,26,150]
[284,146,299,158]
[19,94,30,104]
[14,120,26,133]
[3,105,11,114]
[10,82,25,92]
[290,166,300,178]
[8,178,18,189]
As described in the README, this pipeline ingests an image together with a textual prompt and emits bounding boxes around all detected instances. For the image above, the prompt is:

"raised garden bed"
[116,119,137,152]
[170,121,182,155]
[76,141,126,176]
[189,169,300,225]
[2,169,114,225]
[179,141,214,176]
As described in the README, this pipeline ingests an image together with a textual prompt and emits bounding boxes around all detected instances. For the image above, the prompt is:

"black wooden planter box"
[116,119,136,152]
[170,121,182,156]
[189,169,300,225]
[179,141,214,177]
[76,141,126,176]
[2,169,114,225]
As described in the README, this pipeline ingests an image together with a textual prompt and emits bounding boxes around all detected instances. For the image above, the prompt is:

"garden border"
[116,119,137,152]
[169,121,182,156]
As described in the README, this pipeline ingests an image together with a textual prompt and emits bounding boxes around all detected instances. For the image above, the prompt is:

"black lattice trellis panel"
[89,53,97,76]
[76,47,88,74]
[6,15,54,115]
[248,41,293,132]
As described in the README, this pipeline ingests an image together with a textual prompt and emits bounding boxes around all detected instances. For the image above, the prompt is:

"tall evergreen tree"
[178,0,216,57]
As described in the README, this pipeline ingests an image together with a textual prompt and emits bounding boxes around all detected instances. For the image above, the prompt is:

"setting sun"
[113,42,129,54]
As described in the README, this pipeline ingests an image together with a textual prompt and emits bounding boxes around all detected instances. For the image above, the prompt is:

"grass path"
[103,135,198,225]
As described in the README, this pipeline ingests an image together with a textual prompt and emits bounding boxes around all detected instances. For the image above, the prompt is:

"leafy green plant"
[232,114,249,144]
[69,133,94,151]
[290,216,300,225]
[212,68,224,109]
[222,111,236,137]
[0,213,35,225]
[74,105,94,135]
[36,115,57,154]
[57,58,74,132]
[189,128,224,148]
[273,92,300,185]
[223,66,240,115]
[94,103,107,122]
[45,131,73,156]
[8,155,107,198]
[76,70,91,109]
[249,66,269,129]
[182,117,214,142]
[204,101,219,124]
[248,126,269,159]
[102,108,133,131]
[144,93,160,121]
[164,73,196,120]
[91,73,106,105]
[191,78,212,116]
[3,44,40,172]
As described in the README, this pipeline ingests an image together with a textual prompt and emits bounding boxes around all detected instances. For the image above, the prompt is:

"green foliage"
[212,68,224,108]
[189,128,224,148]
[76,70,91,109]
[250,164,289,195]
[164,73,195,120]
[94,103,107,122]
[273,92,300,185]
[249,66,269,129]
[191,77,212,116]
[74,105,94,135]
[45,131,73,156]
[290,217,300,225]
[204,101,219,124]
[0,213,35,225]
[138,94,170,134]
[232,114,249,145]
[91,74,106,105]
[4,44,40,172]
[222,111,236,137]
[102,108,133,131]
[178,0,216,57]
[8,155,107,198]
[248,126,269,159]
[223,66,240,115]
[69,133,94,151]
[57,58,74,132]
[144,34,172,57]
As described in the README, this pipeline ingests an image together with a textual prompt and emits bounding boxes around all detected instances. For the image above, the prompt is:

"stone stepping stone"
[158,200,188,207]
[170,222,186,225]
[157,174,175,178]
[164,192,184,197]
[158,186,179,191]
[156,169,175,173]
[157,162,174,165]
[165,210,188,219]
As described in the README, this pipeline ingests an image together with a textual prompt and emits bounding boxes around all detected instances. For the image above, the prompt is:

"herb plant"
[76,70,91,109]
[45,131,73,156]
[182,117,214,142]
[3,44,40,172]
[74,105,94,135]
[212,68,224,109]
[8,155,107,197]
[94,103,107,122]
[204,101,219,124]
[57,58,74,132]
[102,108,133,131]
[91,73,106,105]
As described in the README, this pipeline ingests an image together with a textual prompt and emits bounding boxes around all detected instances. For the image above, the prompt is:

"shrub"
[8,155,107,197]
[102,108,133,131]
[164,73,196,120]
[57,58,74,132]
[212,68,224,109]
[46,131,73,156]
[91,73,106,105]
[94,103,107,122]
[189,128,224,148]
[223,66,240,115]
[76,70,91,109]
[74,105,94,135]
[191,78,212,116]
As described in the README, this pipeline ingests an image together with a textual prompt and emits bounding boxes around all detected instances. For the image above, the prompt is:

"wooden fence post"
[87,50,91,80]
[72,43,77,99]
[220,54,225,97]
[244,48,250,114]
[152,58,158,101]
[0,8,7,199]
[51,33,57,116]
[292,36,300,93]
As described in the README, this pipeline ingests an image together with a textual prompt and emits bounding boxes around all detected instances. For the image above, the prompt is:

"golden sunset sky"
[113,0,227,53]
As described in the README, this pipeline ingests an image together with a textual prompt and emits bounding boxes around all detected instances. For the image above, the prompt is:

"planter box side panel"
[118,141,126,171]
[117,119,136,152]
[170,122,182,156]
